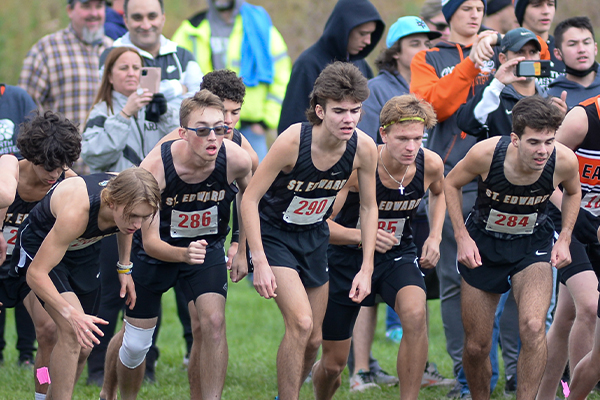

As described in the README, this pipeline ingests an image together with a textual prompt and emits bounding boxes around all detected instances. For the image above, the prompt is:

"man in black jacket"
[277,0,384,134]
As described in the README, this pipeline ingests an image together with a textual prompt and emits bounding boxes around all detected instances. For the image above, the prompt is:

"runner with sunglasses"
[100,89,253,400]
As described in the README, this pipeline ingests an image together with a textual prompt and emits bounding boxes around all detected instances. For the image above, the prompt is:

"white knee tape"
[119,320,155,369]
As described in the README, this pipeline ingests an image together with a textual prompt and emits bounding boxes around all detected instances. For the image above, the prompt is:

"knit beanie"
[442,0,487,23]
[514,0,557,26]
[486,0,512,16]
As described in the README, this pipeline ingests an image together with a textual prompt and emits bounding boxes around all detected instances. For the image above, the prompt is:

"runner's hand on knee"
[375,229,398,253]
[69,310,108,349]
[186,240,207,264]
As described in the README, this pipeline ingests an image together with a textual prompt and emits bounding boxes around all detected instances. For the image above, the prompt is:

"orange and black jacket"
[411,41,499,189]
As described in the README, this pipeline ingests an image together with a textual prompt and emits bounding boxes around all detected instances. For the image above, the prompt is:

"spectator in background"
[172,0,291,162]
[0,84,36,157]
[100,0,202,110]
[548,16,600,108]
[358,16,440,141]
[514,0,564,88]
[19,0,111,142]
[420,0,450,44]
[277,0,384,134]
[82,46,178,386]
[410,0,500,397]
[104,0,126,40]
[484,0,518,34]
[0,83,37,371]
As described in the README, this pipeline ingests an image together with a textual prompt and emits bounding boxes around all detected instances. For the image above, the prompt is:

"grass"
[2,277,599,399]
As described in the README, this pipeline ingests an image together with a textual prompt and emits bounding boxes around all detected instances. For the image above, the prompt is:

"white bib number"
[357,218,406,246]
[485,209,537,235]
[171,206,218,238]
[283,196,336,225]
[582,192,600,217]
[2,225,18,256]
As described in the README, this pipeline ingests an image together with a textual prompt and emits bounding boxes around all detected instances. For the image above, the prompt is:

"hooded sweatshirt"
[277,0,384,134]
[547,68,600,109]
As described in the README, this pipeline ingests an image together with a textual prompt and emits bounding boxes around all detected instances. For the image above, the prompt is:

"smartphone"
[139,67,161,93]
[516,60,552,78]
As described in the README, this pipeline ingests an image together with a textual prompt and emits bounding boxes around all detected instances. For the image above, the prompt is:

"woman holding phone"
[82,46,178,173]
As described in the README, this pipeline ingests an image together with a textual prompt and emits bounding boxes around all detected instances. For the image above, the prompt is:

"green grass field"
[1,277,599,400]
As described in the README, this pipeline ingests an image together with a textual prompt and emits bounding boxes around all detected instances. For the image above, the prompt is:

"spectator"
[514,0,564,88]
[410,0,500,397]
[277,0,384,134]
[420,0,450,43]
[100,0,202,110]
[19,0,112,130]
[0,84,37,158]
[358,16,440,141]
[104,0,126,40]
[548,16,600,108]
[484,0,518,34]
[172,0,291,161]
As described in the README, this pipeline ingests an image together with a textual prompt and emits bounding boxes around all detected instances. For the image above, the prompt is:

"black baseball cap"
[500,28,541,53]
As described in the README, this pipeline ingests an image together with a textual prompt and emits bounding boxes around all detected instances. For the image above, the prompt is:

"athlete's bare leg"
[42,292,89,399]
[512,262,553,400]
[461,279,500,400]
[352,305,377,372]
[538,271,598,400]
[188,301,202,398]
[188,293,227,400]
[100,316,157,400]
[24,291,57,396]
[395,285,428,400]
[303,282,329,382]
[568,317,600,400]
[271,266,328,400]
[313,339,352,400]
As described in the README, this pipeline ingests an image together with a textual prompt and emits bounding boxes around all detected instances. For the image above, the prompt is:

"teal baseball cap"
[386,16,442,48]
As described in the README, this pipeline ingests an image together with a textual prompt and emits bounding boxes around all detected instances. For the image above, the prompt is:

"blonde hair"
[101,167,161,219]
[379,94,437,132]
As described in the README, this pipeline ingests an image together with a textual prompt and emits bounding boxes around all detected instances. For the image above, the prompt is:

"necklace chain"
[379,145,410,194]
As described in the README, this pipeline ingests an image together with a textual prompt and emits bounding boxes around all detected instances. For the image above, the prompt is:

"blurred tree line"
[1,0,598,85]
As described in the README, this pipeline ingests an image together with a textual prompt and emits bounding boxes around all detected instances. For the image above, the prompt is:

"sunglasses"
[183,125,229,137]
[426,20,449,32]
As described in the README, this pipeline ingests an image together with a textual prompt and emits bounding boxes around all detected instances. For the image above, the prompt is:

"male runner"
[0,155,18,209]
[445,96,580,400]
[1,110,80,400]
[101,90,252,400]
[544,94,600,400]
[12,166,160,399]
[311,94,445,400]
[240,61,379,400]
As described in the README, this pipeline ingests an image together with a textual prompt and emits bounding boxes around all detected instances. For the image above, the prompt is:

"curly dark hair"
[200,69,246,105]
[17,110,82,171]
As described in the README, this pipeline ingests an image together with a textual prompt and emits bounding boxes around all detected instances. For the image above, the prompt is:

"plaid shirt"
[19,25,112,130]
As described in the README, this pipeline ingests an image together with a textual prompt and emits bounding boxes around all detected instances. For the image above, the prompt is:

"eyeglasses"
[426,20,449,32]
[183,125,229,137]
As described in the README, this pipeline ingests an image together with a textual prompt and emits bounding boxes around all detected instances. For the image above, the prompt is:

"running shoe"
[349,369,381,392]
[422,362,455,387]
